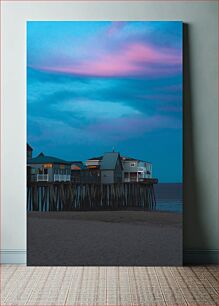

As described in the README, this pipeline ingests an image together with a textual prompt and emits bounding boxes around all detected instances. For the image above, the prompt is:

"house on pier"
[122,156,152,182]
[28,152,71,182]
[100,152,123,184]
[85,153,152,183]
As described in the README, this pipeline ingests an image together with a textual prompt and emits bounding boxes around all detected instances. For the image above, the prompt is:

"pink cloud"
[31,42,182,78]
[124,43,181,65]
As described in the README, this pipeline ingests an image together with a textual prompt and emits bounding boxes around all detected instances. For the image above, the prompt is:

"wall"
[1,1,218,263]
[101,170,114,184]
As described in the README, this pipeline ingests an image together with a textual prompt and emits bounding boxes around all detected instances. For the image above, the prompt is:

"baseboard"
[1,249,217,265]
[0,250,26,264]
[183,249,218,265]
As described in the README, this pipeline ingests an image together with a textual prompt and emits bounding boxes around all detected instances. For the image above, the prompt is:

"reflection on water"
[154,183,182,213]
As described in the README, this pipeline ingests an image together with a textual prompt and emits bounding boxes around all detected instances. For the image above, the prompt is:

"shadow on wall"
[183,23,208,260]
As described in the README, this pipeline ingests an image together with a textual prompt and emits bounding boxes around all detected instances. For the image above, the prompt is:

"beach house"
[121,156,152,182]
[100,152,123,184]
[28,152,71,182]
[85,153,153,183]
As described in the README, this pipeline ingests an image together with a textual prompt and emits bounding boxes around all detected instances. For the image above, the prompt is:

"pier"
[27,180,158,212]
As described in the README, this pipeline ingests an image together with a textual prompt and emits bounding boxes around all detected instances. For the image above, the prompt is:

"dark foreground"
[27,211,182,266]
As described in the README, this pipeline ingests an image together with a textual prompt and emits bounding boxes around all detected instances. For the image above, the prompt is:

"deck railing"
[54,174,71,182]
[36,174,49,182]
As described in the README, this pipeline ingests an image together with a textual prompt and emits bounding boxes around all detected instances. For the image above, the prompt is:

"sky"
[27,21,182,183]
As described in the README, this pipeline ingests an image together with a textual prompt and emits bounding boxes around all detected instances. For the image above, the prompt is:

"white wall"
[1,1,218,263]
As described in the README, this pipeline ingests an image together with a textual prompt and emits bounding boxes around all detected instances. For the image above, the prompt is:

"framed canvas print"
[27,21,183,266]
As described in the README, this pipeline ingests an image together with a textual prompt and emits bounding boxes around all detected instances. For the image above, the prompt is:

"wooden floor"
[1,265,218,305]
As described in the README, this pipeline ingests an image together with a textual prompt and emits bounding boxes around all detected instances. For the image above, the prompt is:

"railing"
[54,174,71,182]
[130,177,138,182]
[137,167,152,178]
[123,178,130,182]
[36,174,49,182]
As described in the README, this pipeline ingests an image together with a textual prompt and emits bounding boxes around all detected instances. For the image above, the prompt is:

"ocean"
[154,183,183,213]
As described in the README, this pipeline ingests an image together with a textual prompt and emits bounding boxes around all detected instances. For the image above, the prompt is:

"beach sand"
[27,210,182,266]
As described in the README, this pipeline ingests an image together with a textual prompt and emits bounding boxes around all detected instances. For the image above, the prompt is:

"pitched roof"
[28,153,70,165]
[100,152,123,170]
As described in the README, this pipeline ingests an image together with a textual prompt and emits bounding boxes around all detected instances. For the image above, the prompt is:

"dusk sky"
[27,21,182,183]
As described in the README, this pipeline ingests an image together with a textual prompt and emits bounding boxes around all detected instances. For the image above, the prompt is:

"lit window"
[44,163,52,168]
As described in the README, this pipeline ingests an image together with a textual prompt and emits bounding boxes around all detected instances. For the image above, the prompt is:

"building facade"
[85,153,153,184]
[121,157,152,182]
[100,152,123,184]
[28,152,71,182]
[71,162,101,184]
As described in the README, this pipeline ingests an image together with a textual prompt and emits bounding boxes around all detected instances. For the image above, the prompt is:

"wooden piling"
[27,181,157,212]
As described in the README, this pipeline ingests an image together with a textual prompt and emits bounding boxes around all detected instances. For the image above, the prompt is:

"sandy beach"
[27,210,182,266]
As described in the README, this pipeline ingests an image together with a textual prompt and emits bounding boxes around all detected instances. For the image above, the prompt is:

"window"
[44,163,52,168]
[130,162,136,167]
